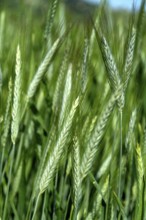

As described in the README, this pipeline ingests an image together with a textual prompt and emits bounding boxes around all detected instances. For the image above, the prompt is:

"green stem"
[31,194,41,220]
[25,193,34,220]
[41,192,47,220]
[3,144,16,220]
[118,111,123,199]
[0,146,5,183]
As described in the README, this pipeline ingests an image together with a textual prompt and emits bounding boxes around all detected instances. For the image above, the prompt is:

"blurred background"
[85,0,142,10]
[0,0,143,10]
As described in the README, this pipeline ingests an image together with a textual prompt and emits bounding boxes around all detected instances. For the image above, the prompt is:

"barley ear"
[93,24,124,111]
[52,48,69,114]
[59,63,72,127]
[134,143,144,220]
[11,45,21,145]
[0,78,12,179]
[44,0,58,40]
[81,37,89,94]
[100,36,124,111]
[2,78,12,147]
[123,28,136,91]
[101,36,121,91]
[84,116,98,145]
[72,136,81,219]
[81,86,123,180]
[39,97,79,194]
[27,37,62,100]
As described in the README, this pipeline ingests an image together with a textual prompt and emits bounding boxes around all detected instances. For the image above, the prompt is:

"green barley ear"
[81,86,123,180]
[100,35,124,111]
[3,46,21,218]
[72,136,81,219]
[1,78,12,147]
[98,32,127,198]
[44,0,58,40]
[52,47,69,115]
[100,36,121,91]
[84,116,98,145]
[123,28,136,92]
[134,143,144,220]
[0,78,12,179]
[81,37,89,94]
[92,20,124,111]
[11,45,21,145]
[39,97,79,194]
[27,37,63,100]
[59,63,72,127]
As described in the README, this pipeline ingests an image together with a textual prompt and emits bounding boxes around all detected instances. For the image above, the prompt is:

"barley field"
[0,0,146,219]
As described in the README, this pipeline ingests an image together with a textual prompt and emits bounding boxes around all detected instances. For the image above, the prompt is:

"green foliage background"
[0,0,146,219]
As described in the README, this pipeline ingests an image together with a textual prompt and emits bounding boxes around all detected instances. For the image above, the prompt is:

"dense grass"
[0,0,146,219]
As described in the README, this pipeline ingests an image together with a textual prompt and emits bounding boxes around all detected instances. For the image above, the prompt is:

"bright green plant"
[0,0,146,219]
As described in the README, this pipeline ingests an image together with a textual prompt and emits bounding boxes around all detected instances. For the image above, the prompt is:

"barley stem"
[3,144,16,220]
[31,194,41,220]
[118,111,123,199]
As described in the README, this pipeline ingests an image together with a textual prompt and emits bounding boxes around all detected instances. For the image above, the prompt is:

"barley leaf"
[11,45,21,144]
